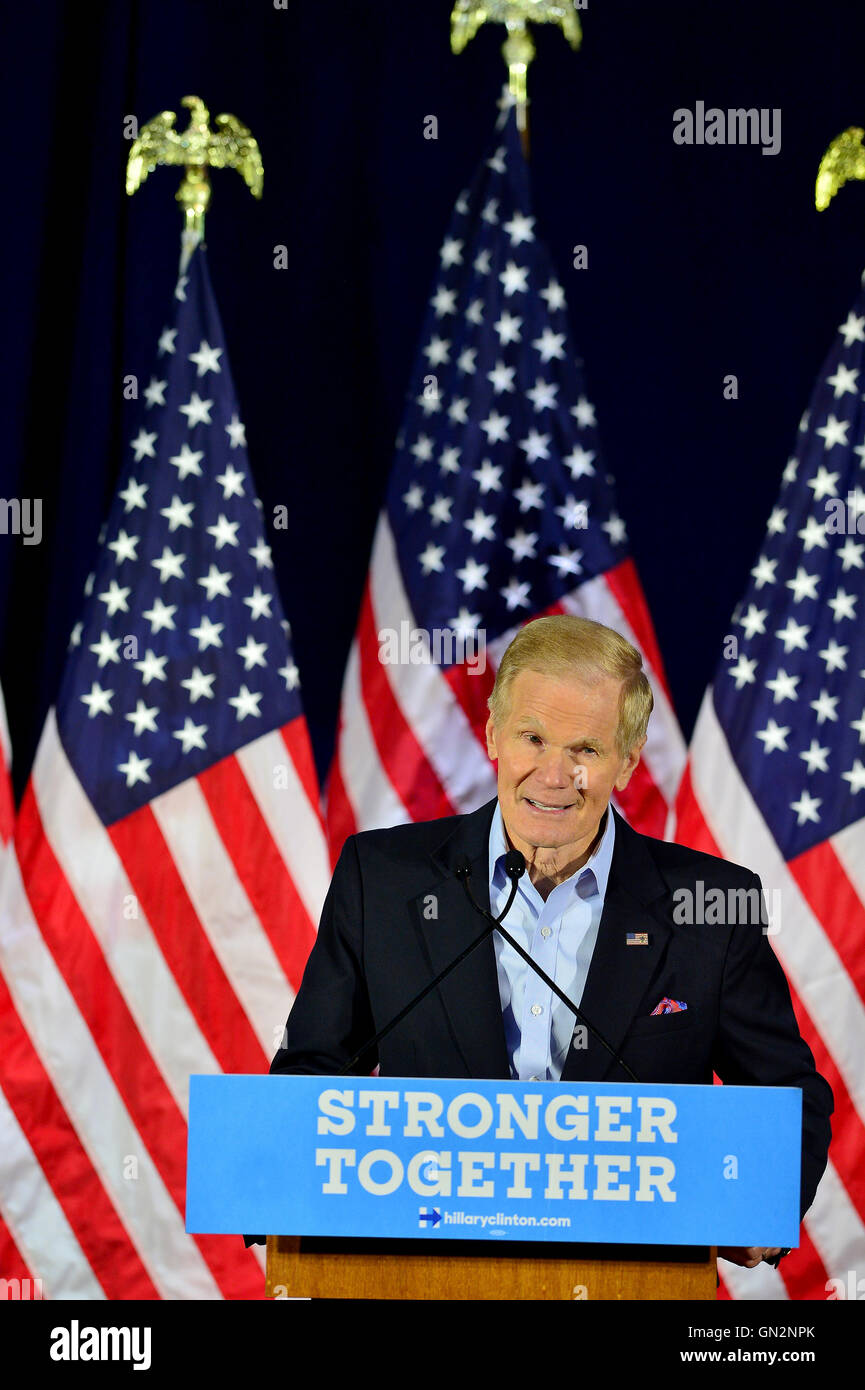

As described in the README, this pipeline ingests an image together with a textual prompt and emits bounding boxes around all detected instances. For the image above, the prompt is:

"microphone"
[337,855,523,1077]
[456,849,525,887]
[456,855,639,1084]
[504,849,527,880]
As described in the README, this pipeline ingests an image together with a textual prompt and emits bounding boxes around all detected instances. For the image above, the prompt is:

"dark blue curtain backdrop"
[3,0,865,798]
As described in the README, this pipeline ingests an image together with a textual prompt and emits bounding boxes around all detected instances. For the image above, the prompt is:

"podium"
[265,1234,717,1300]
[186,1074,801,1301]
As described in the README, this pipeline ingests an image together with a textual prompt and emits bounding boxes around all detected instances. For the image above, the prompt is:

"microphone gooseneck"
[339,848,638,1084]
[457,854,639,1084]
[337,857,522,1077]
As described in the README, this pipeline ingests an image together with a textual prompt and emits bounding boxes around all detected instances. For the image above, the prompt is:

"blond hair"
[487,615,653,757]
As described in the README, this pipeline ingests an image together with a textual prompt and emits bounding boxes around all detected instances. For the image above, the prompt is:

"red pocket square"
[650,997,688,1015]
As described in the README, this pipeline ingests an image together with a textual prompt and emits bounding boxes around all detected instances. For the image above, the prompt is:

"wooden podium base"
[266,1234,717,1300]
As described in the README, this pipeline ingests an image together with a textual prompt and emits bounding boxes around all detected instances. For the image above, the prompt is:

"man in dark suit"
[271,615,833,1270]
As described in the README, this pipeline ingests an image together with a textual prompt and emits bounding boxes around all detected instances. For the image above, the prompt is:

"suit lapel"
[411,797,510,1080]
[561,810,671,1082]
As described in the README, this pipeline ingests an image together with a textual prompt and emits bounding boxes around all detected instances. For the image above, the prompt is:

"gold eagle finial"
[126,95,263,236]
[816,127,865,211]
[451,2,582,123]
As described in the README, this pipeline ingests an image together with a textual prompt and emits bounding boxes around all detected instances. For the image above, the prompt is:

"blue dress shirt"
[488,802,616,1081]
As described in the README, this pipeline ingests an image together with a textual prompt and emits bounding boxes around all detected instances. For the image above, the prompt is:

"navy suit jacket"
[272,798,833,1220]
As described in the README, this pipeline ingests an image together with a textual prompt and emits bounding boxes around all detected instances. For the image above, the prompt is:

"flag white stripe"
[151,777,293,1057]
[485,623,516,672]
[688,691,865,1128]
[829,818,865,907]
[0,685,10,767]
[0,686,12,849]
[718,1257,789,1300]
[234,727,330,928]
[803,1157,865,1285]
[32,713,219,1110]
[335,639,409,833]
[0,852,221,1300]
[0,1083,104,1300]
[370,516,495,811]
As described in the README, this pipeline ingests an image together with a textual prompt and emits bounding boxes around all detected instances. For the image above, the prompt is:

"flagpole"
[450,0,584,158]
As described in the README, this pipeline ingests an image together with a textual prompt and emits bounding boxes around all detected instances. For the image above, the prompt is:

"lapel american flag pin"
[626,932,649,945]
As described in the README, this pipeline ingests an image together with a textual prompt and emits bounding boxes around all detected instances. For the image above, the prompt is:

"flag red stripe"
[442,658,496,748]
[0,973,154,1299]
[280,716,324,827]
[324,733,357,867]
[603,558,674,704]
[0,1212,37,1288]
[787,841,865,1003]
[198,754,316,994]
[780,1223,830,1301]
[357,585,455,822]
[108,806,269,1075]
[0,773,13,844]
[674,763,722,856]
[613,756,668,837]
[16,788,264,1298]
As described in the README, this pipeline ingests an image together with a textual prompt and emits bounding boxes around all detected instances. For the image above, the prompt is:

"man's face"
[485,668,645,861]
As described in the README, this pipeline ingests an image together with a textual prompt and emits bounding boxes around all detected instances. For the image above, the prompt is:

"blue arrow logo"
[418,1207,441,1228]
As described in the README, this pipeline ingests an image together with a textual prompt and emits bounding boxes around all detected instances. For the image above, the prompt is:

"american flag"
[326,104,685,853]
[0,683,11,855]
[0,239,330,1298]
[0,683,34,1296]
[675,272,865,1300]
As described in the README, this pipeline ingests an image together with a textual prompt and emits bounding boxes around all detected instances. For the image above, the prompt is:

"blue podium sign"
[186,1075,801,1246]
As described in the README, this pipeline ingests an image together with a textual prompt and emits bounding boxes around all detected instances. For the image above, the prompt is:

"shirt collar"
[489,799,616,903]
